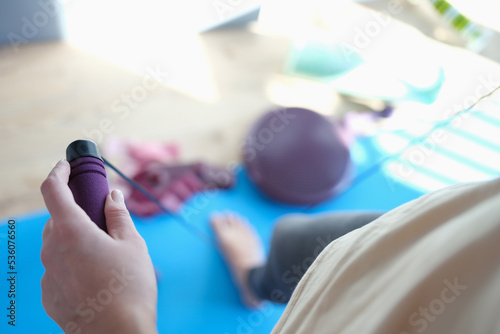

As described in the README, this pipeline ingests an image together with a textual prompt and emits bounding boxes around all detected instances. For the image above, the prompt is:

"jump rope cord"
[101,157,214,245]
[103,83,500,242]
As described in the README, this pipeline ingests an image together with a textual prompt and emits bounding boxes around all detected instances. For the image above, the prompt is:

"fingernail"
[111,189,125,205]
[55,159,66,166]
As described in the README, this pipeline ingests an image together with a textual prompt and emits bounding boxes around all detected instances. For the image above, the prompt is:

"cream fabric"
[272,178,500,334]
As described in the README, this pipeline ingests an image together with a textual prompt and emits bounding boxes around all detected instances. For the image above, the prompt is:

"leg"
[247,212,383,303]
[210,211,383,307]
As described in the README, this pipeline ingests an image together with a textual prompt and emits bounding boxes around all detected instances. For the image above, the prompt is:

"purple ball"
[243,107,352,205]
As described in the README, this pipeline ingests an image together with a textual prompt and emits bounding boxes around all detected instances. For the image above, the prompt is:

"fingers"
[104,190,140,240]
[41,273,61,324]
[42,218,53,243]
[40,160,90,229]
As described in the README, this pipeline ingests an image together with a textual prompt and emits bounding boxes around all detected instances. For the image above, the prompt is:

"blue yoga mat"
[2,109,500,333]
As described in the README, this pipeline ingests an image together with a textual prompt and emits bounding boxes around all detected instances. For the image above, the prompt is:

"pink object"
[338,105,394,145]
[103,136,180,178]
[126,163,235,216]
[103,137,234,216]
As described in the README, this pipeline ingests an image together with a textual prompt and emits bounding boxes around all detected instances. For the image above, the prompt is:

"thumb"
[104,189,139,240]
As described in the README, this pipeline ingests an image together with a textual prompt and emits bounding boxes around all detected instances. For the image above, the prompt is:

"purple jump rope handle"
[67,140,109,232]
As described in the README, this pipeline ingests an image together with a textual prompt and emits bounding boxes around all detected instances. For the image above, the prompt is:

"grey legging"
[248,212,383,303]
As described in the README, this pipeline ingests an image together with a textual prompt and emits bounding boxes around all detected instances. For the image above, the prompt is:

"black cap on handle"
[66,139,103,162]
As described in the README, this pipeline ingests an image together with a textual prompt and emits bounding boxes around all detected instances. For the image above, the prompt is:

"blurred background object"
[359,0,500,62]
[244,107,352,205]
[0,0,66,46]
[2,1,500,333]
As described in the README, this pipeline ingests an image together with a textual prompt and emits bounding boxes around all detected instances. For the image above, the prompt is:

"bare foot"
[210,212,266,308]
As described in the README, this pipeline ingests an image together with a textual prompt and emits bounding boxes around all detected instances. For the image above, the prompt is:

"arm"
[40,160,158,334]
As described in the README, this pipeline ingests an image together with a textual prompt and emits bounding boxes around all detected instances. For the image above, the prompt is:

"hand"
[40,160,158,334]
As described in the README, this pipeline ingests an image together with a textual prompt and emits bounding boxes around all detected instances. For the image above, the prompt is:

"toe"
[210,213,226,229]
[227,212,244,227]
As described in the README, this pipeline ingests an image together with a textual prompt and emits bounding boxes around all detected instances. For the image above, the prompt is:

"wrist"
[117,305,157,334]
[93,303,157,334]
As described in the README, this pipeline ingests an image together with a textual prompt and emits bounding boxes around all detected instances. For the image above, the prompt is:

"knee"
[272,214,307,245]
